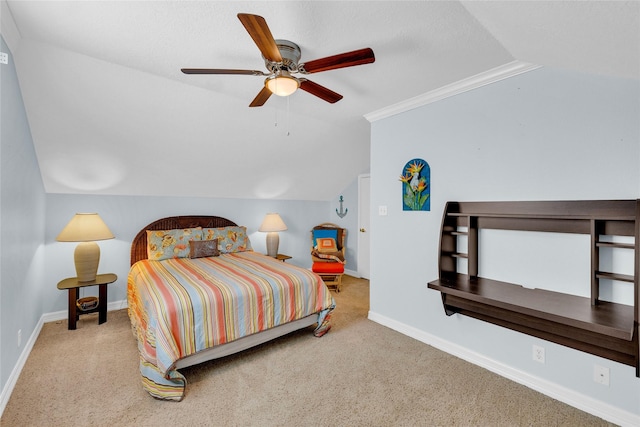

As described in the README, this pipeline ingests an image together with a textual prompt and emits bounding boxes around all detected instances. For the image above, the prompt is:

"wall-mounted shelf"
[427,200,639,376]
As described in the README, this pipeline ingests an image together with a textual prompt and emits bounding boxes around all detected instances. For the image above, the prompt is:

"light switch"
[378,205,388,216]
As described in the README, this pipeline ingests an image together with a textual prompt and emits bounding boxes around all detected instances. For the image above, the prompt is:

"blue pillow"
[147,228,203,260]
[313,229,338,247]
[203,226,253,254]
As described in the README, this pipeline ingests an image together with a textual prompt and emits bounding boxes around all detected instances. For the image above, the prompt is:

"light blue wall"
[327,177,361,270]
[370,67,640,416]
[0,27,362,402]
[43,194,336,313]
[0,36,46,391]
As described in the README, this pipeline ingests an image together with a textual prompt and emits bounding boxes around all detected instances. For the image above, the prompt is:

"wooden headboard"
[130,215,238,265]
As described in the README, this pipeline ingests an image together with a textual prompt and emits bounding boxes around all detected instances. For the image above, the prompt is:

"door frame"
[357,173,370,279]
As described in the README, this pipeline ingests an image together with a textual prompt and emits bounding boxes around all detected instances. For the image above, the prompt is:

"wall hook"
[336,195,348,218]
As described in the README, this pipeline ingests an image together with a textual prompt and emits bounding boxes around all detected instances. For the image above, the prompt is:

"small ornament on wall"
[400,158,430,211]
[336,195,348,218]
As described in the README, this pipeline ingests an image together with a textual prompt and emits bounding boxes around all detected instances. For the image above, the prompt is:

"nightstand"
[57,273,117,330]
[275,254,291,262]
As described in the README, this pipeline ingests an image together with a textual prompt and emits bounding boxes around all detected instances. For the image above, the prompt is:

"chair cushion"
[312,262,345,274]
[312,229,338,247]
[316,237,338,253]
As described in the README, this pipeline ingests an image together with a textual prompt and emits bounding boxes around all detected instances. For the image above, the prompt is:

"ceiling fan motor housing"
[264,39,301,73]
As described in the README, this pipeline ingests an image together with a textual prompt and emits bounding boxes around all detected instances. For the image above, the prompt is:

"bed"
[127,215,335,401]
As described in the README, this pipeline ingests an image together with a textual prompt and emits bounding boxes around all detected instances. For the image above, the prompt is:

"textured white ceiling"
[4,1,639,200]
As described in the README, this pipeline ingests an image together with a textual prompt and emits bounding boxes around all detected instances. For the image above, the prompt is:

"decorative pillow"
[203,226,253,253]
[147,227,203,260]
[312,228,338,247]
[316,237,338,254]
[189,239,219,259]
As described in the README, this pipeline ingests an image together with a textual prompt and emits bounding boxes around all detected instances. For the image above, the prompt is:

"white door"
[357,174,370,279]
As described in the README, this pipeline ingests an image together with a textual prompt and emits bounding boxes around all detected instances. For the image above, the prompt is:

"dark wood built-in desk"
[427,200,639,376]
[57,273,117,330]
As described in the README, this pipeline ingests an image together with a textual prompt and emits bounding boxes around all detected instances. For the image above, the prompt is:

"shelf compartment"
[596,242,635,250]
[595,271,635,283]
[448,252,468,259]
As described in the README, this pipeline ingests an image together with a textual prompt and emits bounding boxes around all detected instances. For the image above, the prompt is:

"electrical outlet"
[594,364,610,386]
[0,52,8,65]
[532,344,545,364]
[17,329,21,347]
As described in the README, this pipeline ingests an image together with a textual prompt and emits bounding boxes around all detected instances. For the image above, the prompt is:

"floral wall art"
[400,158,430,211]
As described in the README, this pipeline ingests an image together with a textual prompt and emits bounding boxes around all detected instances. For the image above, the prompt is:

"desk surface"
[57,273,117,290]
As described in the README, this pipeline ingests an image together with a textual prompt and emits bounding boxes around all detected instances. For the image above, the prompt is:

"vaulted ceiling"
[3,1,639,200]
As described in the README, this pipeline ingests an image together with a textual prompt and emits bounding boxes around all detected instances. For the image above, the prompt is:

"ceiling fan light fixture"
[265,72,299,96]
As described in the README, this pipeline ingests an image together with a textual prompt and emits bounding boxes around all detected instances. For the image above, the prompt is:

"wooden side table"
[275,254,291,262]
[57,273,117,330]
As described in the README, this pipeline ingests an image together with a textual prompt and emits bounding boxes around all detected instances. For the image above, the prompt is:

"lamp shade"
[259,213,287,258]
[56,213,114,282]
[56,213,114,242]
[258,213,288,232]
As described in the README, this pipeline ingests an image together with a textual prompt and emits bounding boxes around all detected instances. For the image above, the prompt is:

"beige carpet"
[2,276,613,426]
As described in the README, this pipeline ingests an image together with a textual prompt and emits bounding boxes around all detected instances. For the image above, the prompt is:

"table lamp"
[259,213,287,257]
[56,213,114,282]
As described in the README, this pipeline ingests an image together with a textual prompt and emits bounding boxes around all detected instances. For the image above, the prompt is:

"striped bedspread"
[127,251,335,401]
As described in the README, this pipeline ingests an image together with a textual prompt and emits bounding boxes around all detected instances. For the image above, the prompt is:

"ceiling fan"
[181,13,375,107]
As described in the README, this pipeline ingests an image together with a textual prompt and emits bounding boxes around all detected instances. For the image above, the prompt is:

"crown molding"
[364,60,541,123]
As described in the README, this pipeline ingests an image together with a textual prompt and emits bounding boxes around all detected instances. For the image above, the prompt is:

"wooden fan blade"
[299,79,343,103]
[181,68,267,76]
[299,48,375,74]
[237,13,282,63]
[249,86,272,107]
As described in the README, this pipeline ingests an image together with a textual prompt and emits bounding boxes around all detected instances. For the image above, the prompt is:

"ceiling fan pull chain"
[286,96,291,136]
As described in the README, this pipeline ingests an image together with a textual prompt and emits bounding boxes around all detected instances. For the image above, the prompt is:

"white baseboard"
[344,268,358,277]
[0,313,43,417]
[41,300,128,323]
[367,310,640,427]
[0,300,128,417]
